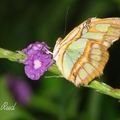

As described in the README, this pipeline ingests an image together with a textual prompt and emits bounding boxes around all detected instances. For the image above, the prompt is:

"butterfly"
[53,17,120,87]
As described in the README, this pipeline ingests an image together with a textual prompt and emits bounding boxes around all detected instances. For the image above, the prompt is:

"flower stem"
[0,47,26,63]
[86,80,120,99]
[48,64,61,75]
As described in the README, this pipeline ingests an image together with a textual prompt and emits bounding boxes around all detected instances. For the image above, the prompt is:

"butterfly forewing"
[53,17,120,87]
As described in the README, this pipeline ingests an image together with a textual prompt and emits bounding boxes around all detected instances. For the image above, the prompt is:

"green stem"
[86,80,120,99]
[0,48,26,63]
[48,64,61,75]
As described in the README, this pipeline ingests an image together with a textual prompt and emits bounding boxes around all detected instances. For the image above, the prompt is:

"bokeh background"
[0,0,120,120]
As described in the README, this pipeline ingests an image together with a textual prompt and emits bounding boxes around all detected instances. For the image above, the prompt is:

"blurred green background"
[0,0,120,120]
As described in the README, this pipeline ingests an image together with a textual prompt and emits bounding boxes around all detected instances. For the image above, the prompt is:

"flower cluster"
[22,42,54,80]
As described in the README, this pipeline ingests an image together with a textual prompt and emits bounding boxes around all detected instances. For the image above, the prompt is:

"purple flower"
[6,74,32,106]
[22,42,54,80]
[22,42,50,55]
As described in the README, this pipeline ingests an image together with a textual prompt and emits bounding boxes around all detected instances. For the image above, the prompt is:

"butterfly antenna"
[63,6,70,37]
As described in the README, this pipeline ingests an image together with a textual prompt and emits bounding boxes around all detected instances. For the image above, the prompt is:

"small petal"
[22,42,50,55]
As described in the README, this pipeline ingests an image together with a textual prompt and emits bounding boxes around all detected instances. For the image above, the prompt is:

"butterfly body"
[53,17,120,87]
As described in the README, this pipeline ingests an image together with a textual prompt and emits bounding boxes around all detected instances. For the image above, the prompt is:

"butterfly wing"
[53,17,120,87]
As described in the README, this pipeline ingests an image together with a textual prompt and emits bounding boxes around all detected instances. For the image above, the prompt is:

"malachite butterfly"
[53,17,120,87]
